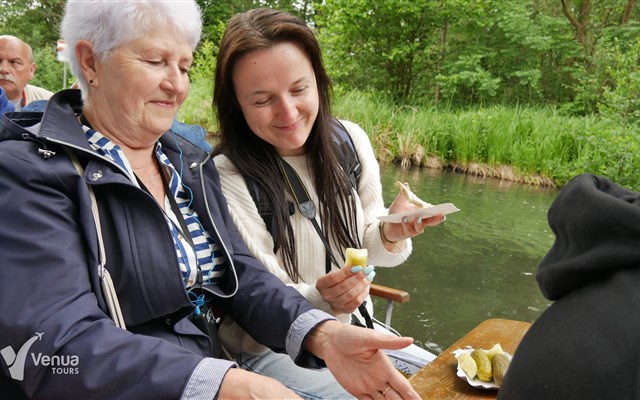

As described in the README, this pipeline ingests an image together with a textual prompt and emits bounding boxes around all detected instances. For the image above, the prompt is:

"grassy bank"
[180,82,640,190]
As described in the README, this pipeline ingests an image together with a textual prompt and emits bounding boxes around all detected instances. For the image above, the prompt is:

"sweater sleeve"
[341,120,413,267]
[212,155,338,318]
[213,155,351,354]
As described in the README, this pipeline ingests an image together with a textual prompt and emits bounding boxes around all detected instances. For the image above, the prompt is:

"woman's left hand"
[316,264,374,314]
[381,190,445,244]
[305,321,421,399]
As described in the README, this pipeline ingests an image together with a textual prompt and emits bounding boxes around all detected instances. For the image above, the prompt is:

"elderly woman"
[0,1,420,399]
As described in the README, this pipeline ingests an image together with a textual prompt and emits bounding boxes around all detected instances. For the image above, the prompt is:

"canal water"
[372,166,559,356]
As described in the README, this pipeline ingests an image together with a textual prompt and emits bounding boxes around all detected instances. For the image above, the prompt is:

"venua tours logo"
[1,332,79,381]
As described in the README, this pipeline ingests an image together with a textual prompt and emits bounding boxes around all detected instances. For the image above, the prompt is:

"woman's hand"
[218,368,302,399]
[381,185,445,247]
[316,264,374,314]
[304,321,421,399]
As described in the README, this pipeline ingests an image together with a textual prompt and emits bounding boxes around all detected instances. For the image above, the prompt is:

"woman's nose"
[161,66,188,95]
[277,96,298,121]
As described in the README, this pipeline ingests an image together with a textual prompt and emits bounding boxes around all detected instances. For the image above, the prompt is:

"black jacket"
[499,174,640,399]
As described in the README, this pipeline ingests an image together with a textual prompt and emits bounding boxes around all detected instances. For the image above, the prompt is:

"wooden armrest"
[370,283,410,303]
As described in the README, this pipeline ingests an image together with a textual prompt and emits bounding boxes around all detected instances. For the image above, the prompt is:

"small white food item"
[457,352,477,380]
[485,343,504,361]
[345,248,368,267]
[394,181,432,208]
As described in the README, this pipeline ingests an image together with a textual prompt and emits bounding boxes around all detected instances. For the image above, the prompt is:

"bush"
[31,46,73,93]
[178,39,217,134]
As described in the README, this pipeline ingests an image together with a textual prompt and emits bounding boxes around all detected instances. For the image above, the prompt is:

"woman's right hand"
[315,264,374,314]
[218,368,301,399]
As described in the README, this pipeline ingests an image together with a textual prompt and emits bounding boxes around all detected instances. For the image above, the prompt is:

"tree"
[559,0,639,114]
[0,0,66,92]
[316,0,441,102]
[561,0,636,54]
[0,0,64,49]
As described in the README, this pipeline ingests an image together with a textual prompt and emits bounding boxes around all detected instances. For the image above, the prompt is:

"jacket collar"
[1,89,89,151]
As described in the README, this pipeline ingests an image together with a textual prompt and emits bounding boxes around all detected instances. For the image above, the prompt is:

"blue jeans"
[236,350,355,400]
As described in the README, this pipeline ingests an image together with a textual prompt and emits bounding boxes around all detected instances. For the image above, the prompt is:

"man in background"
[0,35,53,111]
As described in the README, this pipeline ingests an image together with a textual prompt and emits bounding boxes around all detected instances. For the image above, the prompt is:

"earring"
[89,79,94,84]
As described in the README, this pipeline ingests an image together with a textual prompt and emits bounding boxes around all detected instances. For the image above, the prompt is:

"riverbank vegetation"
[331,89,640,189]
[179,84,639,189]
[3,0,639,189]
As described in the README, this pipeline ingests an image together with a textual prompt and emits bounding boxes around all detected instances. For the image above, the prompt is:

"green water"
[372,166,559,355]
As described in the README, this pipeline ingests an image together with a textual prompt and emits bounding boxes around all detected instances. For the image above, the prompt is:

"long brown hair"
[212,8,360,282]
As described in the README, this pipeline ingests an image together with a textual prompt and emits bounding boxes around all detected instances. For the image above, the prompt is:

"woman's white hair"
[61,0,202,100]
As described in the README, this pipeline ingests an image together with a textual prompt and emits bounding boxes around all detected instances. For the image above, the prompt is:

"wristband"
[379,222,398,244]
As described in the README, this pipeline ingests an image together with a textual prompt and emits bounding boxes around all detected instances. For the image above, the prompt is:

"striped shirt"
[84,126,225,288]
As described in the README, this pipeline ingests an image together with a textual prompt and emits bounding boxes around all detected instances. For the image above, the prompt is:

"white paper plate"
[453,348,512,390]
[377,203,460,223]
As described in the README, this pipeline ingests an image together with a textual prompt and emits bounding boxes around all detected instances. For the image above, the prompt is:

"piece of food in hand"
[491,352,511,386]
[457,352,478,380]
[484,343,504,361]
[471,349,492,382]
[345,248,368,267]
[394,181,433,208]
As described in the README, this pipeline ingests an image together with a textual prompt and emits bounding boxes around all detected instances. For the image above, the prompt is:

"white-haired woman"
[0,1,420,399]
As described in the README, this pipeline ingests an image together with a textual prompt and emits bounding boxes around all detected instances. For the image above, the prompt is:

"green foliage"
[197,0,317,45]
[597,34,640,125]
[0,0,67,92]
[436,54,502,102]
[317,0,440,102]
[197,0,251,45]
[0,0,64,50]
[437,0,580,106]
[330,87,640,189]
[30,46,73,93]
[178,39,217,132]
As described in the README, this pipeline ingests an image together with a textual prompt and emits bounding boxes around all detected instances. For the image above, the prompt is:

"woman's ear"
[75,40,97,86]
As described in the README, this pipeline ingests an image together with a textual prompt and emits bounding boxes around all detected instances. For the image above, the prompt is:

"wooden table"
[409,318,531,399]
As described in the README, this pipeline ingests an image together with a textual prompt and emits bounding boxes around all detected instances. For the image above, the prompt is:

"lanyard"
[276,157,374,329]
[276,157,338,273]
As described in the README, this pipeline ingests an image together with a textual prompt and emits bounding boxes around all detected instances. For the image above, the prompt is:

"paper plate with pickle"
[453,344,512,390]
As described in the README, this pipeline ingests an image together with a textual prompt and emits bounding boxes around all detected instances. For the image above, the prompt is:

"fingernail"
[416,218,423,225]
[363,265,374,275]
[403,217,409,223]
[366,271,376,281]
[351,266,363,273]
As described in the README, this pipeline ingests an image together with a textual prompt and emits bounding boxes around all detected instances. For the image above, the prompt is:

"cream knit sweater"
[213,120,412,355]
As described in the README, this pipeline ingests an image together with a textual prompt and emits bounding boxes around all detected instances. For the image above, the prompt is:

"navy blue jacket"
[0,90,321,398]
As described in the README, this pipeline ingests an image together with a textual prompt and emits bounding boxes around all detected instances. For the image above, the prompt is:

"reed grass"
[332,89,640,189]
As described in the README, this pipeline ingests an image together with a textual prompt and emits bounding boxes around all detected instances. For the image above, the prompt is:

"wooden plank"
[370,283,410,303]
[409,318,531,400]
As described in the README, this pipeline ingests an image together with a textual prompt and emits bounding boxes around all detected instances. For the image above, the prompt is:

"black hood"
[537,173,640,300]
